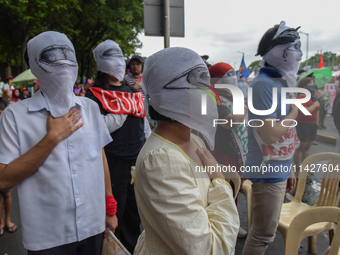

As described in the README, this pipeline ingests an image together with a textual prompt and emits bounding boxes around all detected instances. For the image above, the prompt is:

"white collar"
[27,90,84,112]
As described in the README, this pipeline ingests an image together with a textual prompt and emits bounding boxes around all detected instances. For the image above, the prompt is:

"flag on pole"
[318,51,324,69]
[237,55,249,80]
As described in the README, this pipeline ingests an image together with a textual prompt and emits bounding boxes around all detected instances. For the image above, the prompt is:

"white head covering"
[260,21,303,87]
[27,31,78,117]
[142,47,218,149]
[209,62,237,93]
[93,40,126,81]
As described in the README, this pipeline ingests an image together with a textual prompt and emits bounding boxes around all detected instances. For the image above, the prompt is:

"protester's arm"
[103,149,112,197]
[133,81,142,90]
[0,108,83,191]
[144,118,152,140]
[254,84,298,144]
[320,90,327,98]
[258,105,298,145]
[85,89,127,133]
[221,104,248,129]
[306,101,320,113]
[102,149,118,236]
[286,170,296,193]
[103,114,127,133]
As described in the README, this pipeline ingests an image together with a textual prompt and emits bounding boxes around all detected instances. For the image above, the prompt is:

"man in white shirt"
[0,31,118,255]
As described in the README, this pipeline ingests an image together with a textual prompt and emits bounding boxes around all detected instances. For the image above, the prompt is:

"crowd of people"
[0,20,338,255]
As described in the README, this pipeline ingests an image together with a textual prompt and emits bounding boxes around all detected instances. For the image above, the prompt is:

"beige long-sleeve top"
[133,132,239,255]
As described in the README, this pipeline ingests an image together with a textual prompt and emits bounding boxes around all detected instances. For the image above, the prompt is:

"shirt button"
[77,218,80,222]
[76,195,79,199]
[73,171,76,175]
[69,146,73,150]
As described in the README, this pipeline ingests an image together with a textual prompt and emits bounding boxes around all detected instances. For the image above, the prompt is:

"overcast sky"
[136,0,340,70]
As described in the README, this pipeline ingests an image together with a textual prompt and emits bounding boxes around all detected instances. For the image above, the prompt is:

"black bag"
[332,91,340,134]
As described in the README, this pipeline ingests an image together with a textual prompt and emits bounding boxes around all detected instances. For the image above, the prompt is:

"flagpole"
[237,51,245,80]
[300,31,309,70]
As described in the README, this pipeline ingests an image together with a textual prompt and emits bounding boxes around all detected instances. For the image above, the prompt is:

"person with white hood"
[132,47,239,255]
[86,39,148,254]
[242,21,301,255]
[0,31,118,255]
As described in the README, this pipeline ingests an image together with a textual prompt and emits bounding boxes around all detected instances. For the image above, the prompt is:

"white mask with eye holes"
[215,69,237,93]
[142,47,218,150]
[27,31,78,118]
[93,40,126,81]
[262,39,302,87]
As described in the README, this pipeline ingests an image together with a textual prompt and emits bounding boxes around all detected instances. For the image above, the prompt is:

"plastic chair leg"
[308,235,317,253]
[328,229,334,245]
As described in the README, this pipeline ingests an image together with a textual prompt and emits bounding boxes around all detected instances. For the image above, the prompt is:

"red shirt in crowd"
[296,94,320,123]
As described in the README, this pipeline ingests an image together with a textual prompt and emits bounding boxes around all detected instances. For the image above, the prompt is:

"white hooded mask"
[27,31,78,117]
[260,21,303,87]
[93,40,126,81]
[142,47,218,150]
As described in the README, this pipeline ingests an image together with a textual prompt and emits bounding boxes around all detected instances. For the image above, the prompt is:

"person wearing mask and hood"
[132,47,239,255]
[86,39,148,253]
[209,62,248,239]
[0,31,117,254]
[242,21,301,255]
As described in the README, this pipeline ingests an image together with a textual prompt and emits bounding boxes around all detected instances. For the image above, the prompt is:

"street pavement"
[316,114,338,145]
[1,116,338,255]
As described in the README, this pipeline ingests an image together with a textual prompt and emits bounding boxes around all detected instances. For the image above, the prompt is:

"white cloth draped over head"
[93,40,126,81]
[27,31,78,118]
[215,69,237,94]
[260,21,303,87]
[142,47,218,149]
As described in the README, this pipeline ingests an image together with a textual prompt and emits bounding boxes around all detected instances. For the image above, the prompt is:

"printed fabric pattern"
[253,125,300,162]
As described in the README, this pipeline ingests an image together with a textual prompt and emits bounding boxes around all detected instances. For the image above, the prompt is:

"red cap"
[209,63,234,78]
[9,76,14,79]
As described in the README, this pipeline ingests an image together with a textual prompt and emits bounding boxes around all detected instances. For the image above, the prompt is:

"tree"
[248,60,261,76]
[300,51,338,70]
[0,0,143,80]
[0,0,80,72]
[55,0,143,80]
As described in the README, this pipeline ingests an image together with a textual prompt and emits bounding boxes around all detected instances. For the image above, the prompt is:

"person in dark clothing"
[333,90,340,153]
[86,40,145,254]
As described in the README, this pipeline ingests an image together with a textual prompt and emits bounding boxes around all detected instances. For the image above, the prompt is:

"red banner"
[89,87,145,118]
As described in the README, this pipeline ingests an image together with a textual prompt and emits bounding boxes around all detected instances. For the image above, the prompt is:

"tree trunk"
[13,47,19,74]
[79,52,85,84]
[21,32,29,71]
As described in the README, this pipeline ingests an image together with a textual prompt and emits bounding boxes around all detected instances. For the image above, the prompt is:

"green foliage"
[0,0,144,79]
[248,60,261,76]
[300,51,338,70]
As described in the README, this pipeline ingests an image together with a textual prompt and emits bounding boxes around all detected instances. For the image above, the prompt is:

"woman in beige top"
[133,47,239,255]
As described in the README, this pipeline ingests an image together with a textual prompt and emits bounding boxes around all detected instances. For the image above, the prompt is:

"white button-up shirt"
[0,91,112,251]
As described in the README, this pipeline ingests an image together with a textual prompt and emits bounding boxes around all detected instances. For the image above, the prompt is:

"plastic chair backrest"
[222,170,241,199]
[285,207,340,255]
[293,153,340,206]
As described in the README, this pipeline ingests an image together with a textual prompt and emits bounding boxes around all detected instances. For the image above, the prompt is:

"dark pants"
[318,99,328,127]
[27,233,104,255]
[106,155,141,254]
